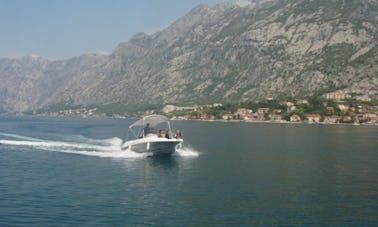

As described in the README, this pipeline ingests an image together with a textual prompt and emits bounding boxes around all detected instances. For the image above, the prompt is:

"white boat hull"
[122,136,183,155]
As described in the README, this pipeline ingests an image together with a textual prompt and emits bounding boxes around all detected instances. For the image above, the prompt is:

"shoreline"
[172,118,378,126]
[1,113,377,127]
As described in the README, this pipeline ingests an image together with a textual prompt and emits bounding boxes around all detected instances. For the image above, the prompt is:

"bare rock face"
[1,0,377,113]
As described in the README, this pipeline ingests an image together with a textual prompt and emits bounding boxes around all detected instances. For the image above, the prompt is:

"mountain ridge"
[1,0,377,113]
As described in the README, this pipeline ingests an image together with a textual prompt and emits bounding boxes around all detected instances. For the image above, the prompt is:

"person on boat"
[165,130,170,139]
[144,123,153,135]
[158,129,165,138]
[174,129,182,139]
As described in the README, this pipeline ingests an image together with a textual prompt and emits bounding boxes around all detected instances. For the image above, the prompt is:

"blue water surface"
[0,115,377,226]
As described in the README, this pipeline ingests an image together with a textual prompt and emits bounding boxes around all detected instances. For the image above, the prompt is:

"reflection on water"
[147,155,178,169]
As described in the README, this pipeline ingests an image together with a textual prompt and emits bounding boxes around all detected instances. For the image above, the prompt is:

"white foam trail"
[174,146,200,157]
[0,132,44,141]
[0,133,145,159]
[55,148,149,159]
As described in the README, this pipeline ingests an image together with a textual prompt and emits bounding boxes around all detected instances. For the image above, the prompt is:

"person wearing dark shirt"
[144,123,153,135]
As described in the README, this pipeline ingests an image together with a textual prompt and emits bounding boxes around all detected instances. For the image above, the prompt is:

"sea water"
[0,115,377,225]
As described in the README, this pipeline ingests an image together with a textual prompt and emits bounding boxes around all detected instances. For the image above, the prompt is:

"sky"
[0,0,239,60]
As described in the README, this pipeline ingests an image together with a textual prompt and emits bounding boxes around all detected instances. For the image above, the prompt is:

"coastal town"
[164,91,378,125]
[37,91,378,125]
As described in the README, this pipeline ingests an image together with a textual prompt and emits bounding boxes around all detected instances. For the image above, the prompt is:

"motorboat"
[121,115,183,155]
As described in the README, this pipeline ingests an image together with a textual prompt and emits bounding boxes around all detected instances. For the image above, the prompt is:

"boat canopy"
[127,115,172,139]
[129,115,170,129]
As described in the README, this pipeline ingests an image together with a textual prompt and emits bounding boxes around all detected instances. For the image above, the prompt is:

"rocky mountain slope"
[1,0,377,113]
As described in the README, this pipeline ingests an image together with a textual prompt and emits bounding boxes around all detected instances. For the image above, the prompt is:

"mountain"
[1,0,377,113]
[0,54,108,113]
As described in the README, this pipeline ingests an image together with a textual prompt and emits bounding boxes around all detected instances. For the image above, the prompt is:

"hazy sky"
[0,0,238,60]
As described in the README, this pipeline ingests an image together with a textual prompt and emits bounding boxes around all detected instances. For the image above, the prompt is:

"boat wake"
[0,132,199,159]
[175,146,200,157]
